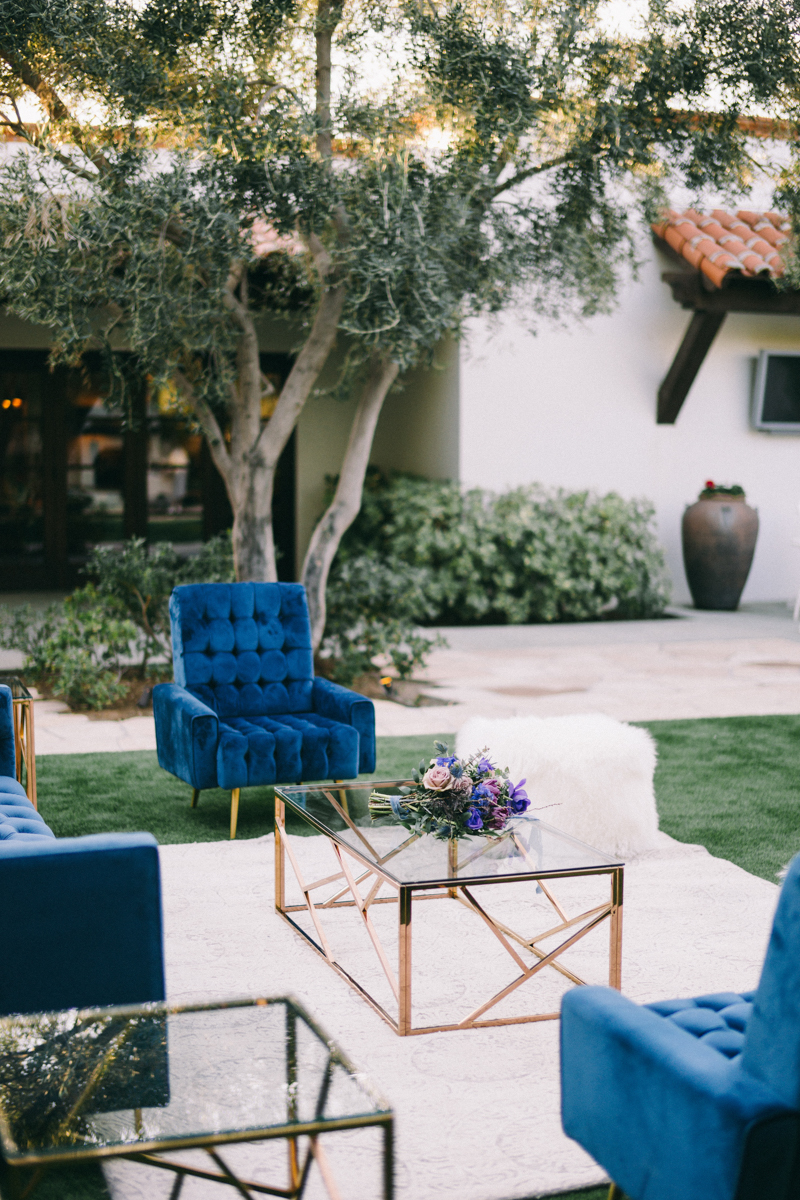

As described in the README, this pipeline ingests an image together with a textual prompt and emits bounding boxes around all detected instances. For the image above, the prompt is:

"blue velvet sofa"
[560,853,800,1200]
[0,684,165,1017]
[153,581,376,838]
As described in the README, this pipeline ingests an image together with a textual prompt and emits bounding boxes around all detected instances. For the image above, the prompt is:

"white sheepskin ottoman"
[456,714,659,857]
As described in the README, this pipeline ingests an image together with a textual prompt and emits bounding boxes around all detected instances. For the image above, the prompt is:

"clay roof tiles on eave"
[652,208,792,288]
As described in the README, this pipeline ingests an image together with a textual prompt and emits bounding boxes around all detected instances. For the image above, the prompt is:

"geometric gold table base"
[127,1135,353,1200]
[275,793,623,1037]
[7,1137,351,1200]
[12,695,36,810]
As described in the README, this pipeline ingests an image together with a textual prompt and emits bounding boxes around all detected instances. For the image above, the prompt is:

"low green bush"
[332,471,671,627]
[0,533,234,709]
[0,586,137,710]
[320,552,444,684]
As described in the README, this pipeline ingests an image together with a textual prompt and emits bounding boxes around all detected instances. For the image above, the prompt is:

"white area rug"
[102,833,779,1200]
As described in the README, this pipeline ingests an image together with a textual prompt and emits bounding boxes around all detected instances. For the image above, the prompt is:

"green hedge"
[329,472,671,627]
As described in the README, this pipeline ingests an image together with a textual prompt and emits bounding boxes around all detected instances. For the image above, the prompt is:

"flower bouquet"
[368,741,529,840]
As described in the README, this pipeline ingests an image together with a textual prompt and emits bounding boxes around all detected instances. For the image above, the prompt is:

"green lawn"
[639,714,800,883]
[21,715,800,1200]
[34,733,453,844]
[35,716,800,882]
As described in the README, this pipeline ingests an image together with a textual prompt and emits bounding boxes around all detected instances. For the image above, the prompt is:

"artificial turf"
[34,733,452,844]
[34,716,800,881]
[638,714,800,883]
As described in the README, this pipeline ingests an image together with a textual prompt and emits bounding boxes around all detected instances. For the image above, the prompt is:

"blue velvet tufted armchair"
[560,853,800,1200]
[153,581,376,838]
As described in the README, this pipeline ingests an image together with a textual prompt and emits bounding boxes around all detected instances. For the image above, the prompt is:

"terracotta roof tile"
[652,207,791,287]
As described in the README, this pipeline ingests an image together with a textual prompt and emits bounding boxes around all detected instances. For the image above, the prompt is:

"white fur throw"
[456,714,659,857]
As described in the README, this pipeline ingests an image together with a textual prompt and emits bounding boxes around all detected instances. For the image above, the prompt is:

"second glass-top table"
[275,781,624,1036]
[0,997,393,1199]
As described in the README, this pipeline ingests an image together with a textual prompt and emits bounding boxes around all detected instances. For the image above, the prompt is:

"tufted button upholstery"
[172,582,315,719]
[645,990,755,1060]
[0,779,55,840]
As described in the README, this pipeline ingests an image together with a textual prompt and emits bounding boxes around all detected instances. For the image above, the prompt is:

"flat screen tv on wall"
[751,350,800,432]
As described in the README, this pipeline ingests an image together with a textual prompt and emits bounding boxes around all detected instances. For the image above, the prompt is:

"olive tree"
[0,0,797,648]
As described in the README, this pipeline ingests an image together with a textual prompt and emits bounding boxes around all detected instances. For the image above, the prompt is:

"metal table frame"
[275,782,624,1037]
[0,997,393,1200]
[0,675,36,809]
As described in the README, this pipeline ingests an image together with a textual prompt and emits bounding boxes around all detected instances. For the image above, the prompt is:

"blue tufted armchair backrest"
[0,685,15,779]
[740,852,800,1109]
[170,582,314,719]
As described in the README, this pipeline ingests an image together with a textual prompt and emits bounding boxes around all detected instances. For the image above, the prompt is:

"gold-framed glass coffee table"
[275,781,624,1037]
[0,996,393,1200]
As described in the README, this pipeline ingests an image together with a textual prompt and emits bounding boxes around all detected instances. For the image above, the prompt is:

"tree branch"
[315,0,342,160]
[222,261,248,330]
[491,153,573,197]
[173,370,232,487]
[302,353,399,648]
[0,50,112,175]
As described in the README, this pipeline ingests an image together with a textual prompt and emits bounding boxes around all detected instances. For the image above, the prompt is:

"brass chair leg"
[608,1185,623,1200]
[230,789,240,839]
[334,779,349,816]
[191,789,200,809]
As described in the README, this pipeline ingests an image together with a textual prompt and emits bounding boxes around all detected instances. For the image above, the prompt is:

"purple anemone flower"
[508,778,529,814]
[465,807,484,831]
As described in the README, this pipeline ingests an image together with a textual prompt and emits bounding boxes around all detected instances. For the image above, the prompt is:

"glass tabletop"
[276,782,623,886]
[0,674,31,700]
[0,997,391,1165]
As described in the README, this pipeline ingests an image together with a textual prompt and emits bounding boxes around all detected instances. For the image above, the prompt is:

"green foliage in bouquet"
[333,471,671,627]
[368,741,530,840]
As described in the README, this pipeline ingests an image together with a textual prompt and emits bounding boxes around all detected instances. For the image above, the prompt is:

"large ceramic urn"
[682,489,759,611]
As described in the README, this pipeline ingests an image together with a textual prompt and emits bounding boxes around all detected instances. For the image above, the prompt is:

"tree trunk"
[183,0,348,583]
[302,353,399,650]
[184,265,345,582]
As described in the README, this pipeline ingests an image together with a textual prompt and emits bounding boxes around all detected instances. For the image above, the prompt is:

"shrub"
[320,552,444,684]
[0,533,235,709]
[332,471,671,627]
[0,586,137,710]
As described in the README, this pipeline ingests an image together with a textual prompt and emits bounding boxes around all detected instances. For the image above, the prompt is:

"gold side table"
[0,675,37,810]
[0,996,393,1200]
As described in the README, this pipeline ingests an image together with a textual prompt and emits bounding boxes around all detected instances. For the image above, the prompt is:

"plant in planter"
[682,481,759,611]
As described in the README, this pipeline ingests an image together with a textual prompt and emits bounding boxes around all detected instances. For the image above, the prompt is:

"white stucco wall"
[459,243,800,604]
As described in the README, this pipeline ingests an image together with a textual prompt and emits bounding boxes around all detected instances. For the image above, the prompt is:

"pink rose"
[422,765,453,791]
[454,775,473,795]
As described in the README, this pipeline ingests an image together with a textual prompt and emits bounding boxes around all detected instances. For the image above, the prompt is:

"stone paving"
[4,602,800,755]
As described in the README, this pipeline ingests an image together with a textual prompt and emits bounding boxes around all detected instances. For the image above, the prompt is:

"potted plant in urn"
[681,481,759,610]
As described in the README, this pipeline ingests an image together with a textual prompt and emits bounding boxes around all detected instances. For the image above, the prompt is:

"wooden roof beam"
[657,310,727,424]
